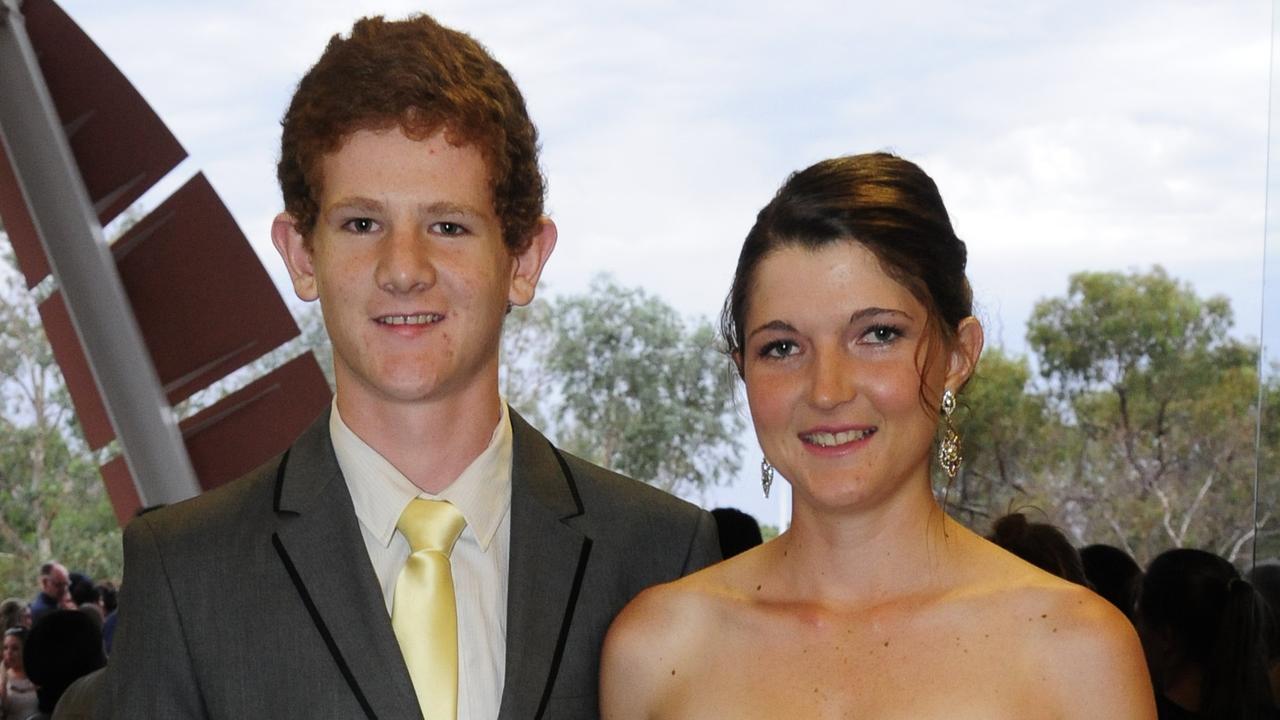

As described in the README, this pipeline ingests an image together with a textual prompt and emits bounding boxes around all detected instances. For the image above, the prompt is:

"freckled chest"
[659,598,1043,720]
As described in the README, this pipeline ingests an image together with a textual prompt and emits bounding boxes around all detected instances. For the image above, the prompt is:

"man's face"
[273,126,555,419]
[41,563,68,599]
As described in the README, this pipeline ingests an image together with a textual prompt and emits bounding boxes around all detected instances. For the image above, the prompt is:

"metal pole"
[0,0,200,506]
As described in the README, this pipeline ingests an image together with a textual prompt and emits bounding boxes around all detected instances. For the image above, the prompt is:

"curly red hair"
[277,14,545,252]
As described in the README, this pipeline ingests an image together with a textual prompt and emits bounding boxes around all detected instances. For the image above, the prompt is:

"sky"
[35,0,1280,524]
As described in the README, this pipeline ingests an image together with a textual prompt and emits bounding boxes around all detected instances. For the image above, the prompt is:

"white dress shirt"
[330,400,511,720]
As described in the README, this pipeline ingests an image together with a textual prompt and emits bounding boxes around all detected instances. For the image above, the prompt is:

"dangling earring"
[761,458,775,498]
[938,388,962,479]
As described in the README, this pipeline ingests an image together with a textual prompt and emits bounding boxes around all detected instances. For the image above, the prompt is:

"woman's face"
[741,241,979,513]
[2,634,22,673]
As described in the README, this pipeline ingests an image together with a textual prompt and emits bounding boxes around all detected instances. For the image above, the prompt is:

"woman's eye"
[343,217,378,234]
[760,340,799,359]
[861,325,902,344]
[432,221,467,236]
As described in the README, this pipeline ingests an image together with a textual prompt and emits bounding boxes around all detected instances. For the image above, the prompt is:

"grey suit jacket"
[99,409,720,719]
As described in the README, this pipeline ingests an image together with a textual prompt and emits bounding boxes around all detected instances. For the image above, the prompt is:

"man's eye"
[343,218,378,234]
[433,221,467,236]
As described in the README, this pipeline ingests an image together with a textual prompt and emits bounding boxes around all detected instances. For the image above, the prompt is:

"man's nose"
[375,224,438,293]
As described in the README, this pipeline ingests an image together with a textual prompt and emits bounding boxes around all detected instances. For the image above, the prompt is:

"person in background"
[1082,543,1143,621]
[0,601,28,633]
[1138,548,1276,719]
[29,563,72,623]
[66,577,98,615]
[1,627,37,720]
[0,606,29,720]
[710,507,764,559]
[22,610,105,720]
[1249,561,1280,706]
[92,585,115,620]
[986,512,1089,586]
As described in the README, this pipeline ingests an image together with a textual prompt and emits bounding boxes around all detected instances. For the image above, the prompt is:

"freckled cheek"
[859,370,924,416]
[859,366,937,437]
[744,369,802,442]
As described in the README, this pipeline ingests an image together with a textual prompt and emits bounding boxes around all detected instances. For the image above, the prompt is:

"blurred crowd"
[1,562,113,719]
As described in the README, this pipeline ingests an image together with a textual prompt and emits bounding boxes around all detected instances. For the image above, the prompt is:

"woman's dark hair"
[24,609,106,712]
[986,513,1088,586]
[69,573,99,607]
[710,507,764,559]
[720,152,972,379]
[1080,543,1143,620]
[96,582,118,615]
[0,597,26,632]
[1247,562,1280,662]
[1139,548,1271,719]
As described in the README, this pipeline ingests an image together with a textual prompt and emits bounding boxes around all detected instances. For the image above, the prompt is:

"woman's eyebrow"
[747,319,797,340]
[848,307,913,323]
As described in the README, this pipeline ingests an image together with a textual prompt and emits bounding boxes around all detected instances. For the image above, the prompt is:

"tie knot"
[396,499,467,556]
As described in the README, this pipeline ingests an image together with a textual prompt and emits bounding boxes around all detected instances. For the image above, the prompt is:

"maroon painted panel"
[0,139,51,288]
[21,0,186,234]
[38,172,301,449]
[98,456,141,527]
[110,173,300,402]
[180,353,332,493]
[98,354,331,524]
[36,293,115,448]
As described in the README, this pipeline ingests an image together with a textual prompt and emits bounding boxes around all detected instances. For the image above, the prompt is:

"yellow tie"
[393,499,467,720]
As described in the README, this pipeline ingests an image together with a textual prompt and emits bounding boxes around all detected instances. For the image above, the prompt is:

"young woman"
[601,153,1155,719]
[1,628,37,720]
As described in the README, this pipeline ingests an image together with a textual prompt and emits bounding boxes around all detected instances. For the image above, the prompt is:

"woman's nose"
[808,347,855,409]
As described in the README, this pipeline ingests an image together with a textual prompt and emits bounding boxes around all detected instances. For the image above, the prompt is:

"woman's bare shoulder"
[955,542,1156,719]
[607,547,760,654]
[601,551,764,719]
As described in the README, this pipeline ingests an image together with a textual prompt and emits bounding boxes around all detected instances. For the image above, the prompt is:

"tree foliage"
[955,266,1268,566]
[0,250,120,600]
[946,347,1059,525]
[502,276,743,495]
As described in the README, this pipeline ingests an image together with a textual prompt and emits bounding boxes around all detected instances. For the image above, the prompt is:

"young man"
[102,14,719,719]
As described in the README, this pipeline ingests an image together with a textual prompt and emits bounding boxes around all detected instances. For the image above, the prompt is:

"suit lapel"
[498,411,591,720]
[271,412,421,720]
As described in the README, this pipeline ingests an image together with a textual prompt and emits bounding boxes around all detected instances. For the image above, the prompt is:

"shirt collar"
[330,399,513,552]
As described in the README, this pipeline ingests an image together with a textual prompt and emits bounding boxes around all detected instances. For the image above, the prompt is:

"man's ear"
[944,316,984,392]
[508,216,558,307]
[271,212,319,302]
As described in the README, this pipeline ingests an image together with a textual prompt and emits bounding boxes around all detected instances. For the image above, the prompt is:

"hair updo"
[719,152,972,376]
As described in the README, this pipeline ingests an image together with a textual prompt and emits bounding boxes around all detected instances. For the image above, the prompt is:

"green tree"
[501,276,743,495]
[947,347,1060,528]
[1027,266,1261,564]
[0,249,121,599]
[1254,370,1280,561]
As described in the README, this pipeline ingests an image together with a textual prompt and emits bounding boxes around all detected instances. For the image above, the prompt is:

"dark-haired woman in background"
[987,512,1089,586]
[1139,548,1277,719]
[601,153,1154,718]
